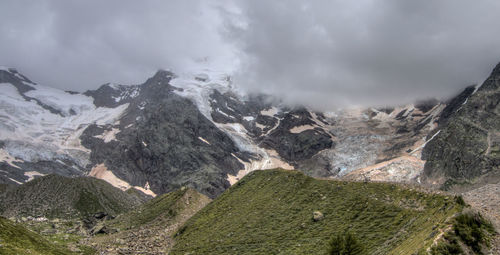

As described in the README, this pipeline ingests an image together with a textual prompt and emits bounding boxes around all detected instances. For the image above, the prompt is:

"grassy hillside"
[91,187,211,254]
[0,174,143,219]
[0,216,72,255]
[171,169,464,254]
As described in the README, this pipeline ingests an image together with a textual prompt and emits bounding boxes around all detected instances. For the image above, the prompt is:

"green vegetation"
[109,187,193,230]
[0,174,142,219]
[20,219,96,255]
[433,211,496,254]
[0,216,71,255]
[328,231,367,255]
[90,187,211,254]
[171,169,463,254]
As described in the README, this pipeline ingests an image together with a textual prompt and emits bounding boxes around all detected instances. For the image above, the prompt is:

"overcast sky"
[1,0,500,109]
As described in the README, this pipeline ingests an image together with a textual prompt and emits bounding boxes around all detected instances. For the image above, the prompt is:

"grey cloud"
[1,1,500,110]
[226,0,500,109]
[0,0,236,91]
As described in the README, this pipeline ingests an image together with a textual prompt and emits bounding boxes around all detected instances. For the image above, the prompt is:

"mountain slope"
[171,169,463,254]
[0,216,72,255]
[90,187,211,254]
[0,174,142,219]
[0,64,473,198]
[422,62,500,190]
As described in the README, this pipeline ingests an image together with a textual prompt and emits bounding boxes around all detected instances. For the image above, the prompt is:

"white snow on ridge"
[24,171,45,182]
[90,163,156,197]
[198,136,210,145]
[0,82,129,167]
[260,107,278,117]
[0,148,23,168]
[111,85,140,103]
[170,68,238,120]
[25,84,94,116]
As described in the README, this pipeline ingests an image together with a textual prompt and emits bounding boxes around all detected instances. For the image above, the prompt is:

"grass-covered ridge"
[431,210,496,255]
[0,216,72,255]
[0,174,143,219]
[171,169,464,254]
[107,187,208,230]
[90,187,211,254]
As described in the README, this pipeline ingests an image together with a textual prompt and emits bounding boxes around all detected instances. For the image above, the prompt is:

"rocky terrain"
[422,62,500,191]
[0,65,458,199]
[88,187,210,254]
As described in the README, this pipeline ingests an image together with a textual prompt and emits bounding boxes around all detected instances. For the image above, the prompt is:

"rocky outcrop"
[81,70,247,198]
[89,188,211,254]
[422,62,500,190]
[259,108,334,164]
[1,65,478,198]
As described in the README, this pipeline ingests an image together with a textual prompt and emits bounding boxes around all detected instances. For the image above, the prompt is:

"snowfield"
[0,79,128,169]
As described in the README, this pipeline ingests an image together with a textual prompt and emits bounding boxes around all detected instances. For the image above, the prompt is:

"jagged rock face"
[422,63,500,190]
[259,108,334,164]
[81,71,246,198]
[1,64,478,197]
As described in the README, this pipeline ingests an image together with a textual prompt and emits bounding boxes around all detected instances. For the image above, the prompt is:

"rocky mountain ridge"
[0,64,486,198]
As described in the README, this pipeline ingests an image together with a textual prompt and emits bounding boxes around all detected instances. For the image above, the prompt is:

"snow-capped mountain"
[0,65,472,197]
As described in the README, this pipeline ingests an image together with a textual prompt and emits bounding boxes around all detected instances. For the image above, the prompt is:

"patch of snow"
[402,105,414,117]
[260,107,278,117]
[171,69,238,121]
[243,116,254,121]
[24,171,44,182]
[0,148,23,168]
[290,125,315,134]
[227,150,294,185]
[93,128,120,143]
[111,86,140,103]
[409,130,441,156]
[472,83,481,95]
[138,101,147,110]
[216,108,233,118]
[215,123,257,153]
[24,84,94,116]
[8,177,23,185]
[107,83,120,90]
[0,82,129,167]
[89,163,157,197]
[198,136,210,145]
[256,123,266,130]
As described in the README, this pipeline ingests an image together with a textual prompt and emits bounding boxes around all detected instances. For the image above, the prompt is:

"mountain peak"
[152,69,176,80]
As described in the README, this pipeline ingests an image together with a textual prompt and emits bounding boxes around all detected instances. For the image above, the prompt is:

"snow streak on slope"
[170,69,235,120]
[169,68,294,182]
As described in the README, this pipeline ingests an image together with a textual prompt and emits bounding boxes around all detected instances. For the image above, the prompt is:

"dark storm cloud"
[0,0,236,91]
[226,0,500,109]
[1,1,500,109]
